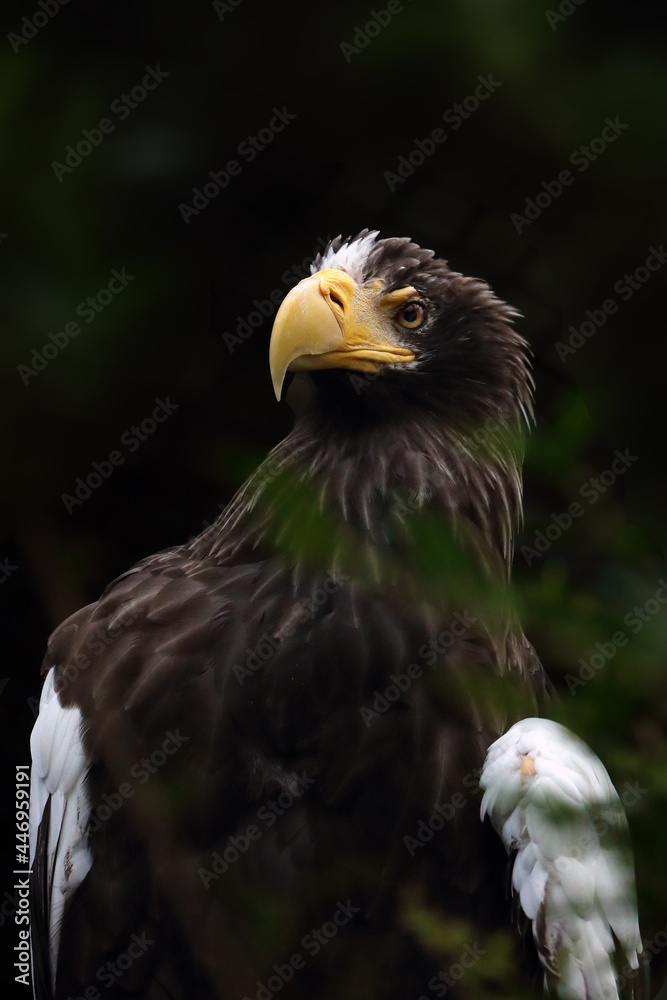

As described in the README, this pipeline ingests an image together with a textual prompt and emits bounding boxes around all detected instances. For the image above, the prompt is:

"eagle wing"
[480,718,648,1000]
[29,666,92,998]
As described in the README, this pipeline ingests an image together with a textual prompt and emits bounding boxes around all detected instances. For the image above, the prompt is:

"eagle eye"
[397,301,426,329]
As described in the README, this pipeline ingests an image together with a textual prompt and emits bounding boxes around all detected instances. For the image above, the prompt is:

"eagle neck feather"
[192,405,525,579]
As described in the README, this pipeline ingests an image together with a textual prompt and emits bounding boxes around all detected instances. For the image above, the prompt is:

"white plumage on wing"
[29,668,92,989]
[480,717,643,1000]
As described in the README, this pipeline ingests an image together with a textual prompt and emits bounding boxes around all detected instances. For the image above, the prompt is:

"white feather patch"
[313,231,380,282]
[29,667,92,988]
[480,718,642,1000]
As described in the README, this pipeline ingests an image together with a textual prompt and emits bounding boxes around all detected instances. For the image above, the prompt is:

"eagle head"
[269,229,533,443]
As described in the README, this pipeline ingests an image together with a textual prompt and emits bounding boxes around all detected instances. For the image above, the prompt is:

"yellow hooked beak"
[269,268,417,399]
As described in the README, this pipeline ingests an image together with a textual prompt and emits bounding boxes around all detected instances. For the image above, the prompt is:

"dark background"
[1,0,666,995]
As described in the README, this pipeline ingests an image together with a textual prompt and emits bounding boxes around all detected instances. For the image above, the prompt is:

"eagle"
[29,230,645,1000]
